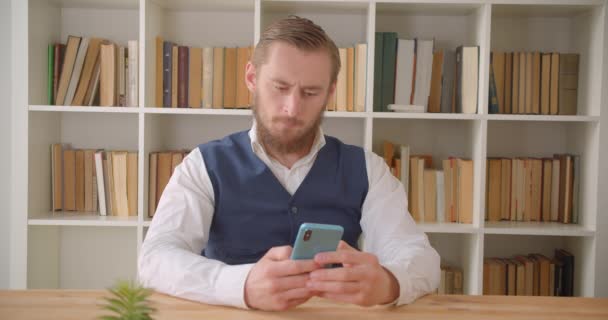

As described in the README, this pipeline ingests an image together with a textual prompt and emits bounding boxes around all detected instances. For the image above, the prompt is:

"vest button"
[291,206,298,214]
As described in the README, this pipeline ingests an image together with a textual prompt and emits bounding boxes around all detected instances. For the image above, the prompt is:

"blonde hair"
[252,15,340,84]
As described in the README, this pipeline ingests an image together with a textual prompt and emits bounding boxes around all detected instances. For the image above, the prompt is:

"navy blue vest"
[198,131,368,265]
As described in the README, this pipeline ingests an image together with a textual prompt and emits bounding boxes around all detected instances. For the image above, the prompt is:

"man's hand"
[307,241,400,306]
[244,246,321,311]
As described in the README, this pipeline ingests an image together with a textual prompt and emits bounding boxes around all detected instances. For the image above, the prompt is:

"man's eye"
[275,86,287,91]
[304,91,318,97]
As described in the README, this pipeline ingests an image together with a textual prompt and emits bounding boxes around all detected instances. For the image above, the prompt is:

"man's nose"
[283,91,302,117]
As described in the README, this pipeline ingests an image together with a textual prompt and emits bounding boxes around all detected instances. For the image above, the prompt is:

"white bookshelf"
[10,0,606,298]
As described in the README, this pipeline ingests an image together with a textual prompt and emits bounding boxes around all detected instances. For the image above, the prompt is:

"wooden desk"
[1,290,607,320]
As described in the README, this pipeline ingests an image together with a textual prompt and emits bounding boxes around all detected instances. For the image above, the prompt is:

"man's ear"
[245,61,256,93]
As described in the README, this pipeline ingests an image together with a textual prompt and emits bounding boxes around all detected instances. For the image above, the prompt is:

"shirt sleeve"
[360,151,441,305]
[137,149,253,308]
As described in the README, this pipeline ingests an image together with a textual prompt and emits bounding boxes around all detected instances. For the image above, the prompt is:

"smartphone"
[290,223,343,261]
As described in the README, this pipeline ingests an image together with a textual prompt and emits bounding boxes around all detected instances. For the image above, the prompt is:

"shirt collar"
[249,119,326,167]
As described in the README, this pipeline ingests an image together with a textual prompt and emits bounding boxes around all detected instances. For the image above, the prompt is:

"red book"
[177,46,189,108]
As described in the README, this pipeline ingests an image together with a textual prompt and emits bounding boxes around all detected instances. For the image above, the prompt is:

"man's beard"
[252,93,327,155]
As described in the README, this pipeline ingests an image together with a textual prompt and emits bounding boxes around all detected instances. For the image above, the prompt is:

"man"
[138,16,440,311]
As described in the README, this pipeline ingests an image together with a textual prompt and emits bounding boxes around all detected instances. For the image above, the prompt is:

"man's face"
[246,42,335,154]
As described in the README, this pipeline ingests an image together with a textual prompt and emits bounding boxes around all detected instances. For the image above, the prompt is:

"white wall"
[0,0,12,289]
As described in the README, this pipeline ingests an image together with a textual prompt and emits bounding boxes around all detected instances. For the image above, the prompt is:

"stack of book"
[483,249,574,296]
[48,36,138,107]
[382,141,474,224]
[148,150,190,217]
[486,155,580,224]
[438,266,464,295]
[325,44,367,112]
[488,51,579,115]
[51,144,138,217]
[155,37,253,109]
[374,32,479,114]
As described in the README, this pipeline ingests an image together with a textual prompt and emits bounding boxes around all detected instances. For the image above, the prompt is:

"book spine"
[178,46,189,108]
[162,42,173,108]
[48,44,54,105]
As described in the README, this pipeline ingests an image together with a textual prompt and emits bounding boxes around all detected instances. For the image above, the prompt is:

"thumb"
[263,245,293,261]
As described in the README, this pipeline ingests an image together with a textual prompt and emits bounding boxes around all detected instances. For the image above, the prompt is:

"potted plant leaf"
[99,280,157,320]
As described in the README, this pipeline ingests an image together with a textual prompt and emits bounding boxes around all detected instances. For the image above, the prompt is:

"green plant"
[99,280,157,320]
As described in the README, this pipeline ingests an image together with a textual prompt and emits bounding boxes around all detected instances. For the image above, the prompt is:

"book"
[53,43,66,104]
[172,45,178,107]
[235,46,251,108]
[381,32,398,111]
[155,36,163,107]
[55,35,81,105]
[373,32,384,111]
[440,50,456,113]
[223,47,237,108]
[127,40,139,107]
[148,153,158,217]
[187,47,202,108]
[65,37,90,106]
[346,47,355,111]
[428,50,444,113]
[354,43,367,112]
[558,54,579,115]
[202,47,214,108]
[394,39,415,108]
[413,39,434,110]
[47,44,54,105]
[51,144,63,211]
[456,46,479,114]
[491,51,506,113]
[100,41,117,106]
[63,149,76,211]
[336,48,347,111]
[177,46,189,108]
[387,104,425,113]
[162,41,175,108]
[94,151,107,216]
[127,152,138,216]
[83,149,96,212]
[72,38,102,106]
[112,151,129,217]
[212,47,224,108]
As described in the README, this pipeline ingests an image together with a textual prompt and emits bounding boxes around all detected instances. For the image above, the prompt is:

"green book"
[381,32,398,112]
[373,32,384,112]
[48,44,54,105]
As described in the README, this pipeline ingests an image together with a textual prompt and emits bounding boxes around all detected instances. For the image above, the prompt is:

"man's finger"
[307,280,360,294]
[263,246,293,261]
[279,287,314,302]
[313,250,363,266]
[309,265,363,282]
[269,274,310,292]
[315,292,362,305]
[268,259,320,277]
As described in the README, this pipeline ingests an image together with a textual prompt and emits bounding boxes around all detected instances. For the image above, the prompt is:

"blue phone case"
[290,223,344,260]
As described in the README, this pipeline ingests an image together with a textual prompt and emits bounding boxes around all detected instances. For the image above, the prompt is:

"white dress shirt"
[138,122,440,308]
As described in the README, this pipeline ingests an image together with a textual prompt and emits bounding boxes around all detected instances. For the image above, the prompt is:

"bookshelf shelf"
[418,223,481,234]
[11,0,605,298]
[28,212,138,227]
[143,108,252,116]
[483,221,595,237]
[29,105,140,113]
[372,112,483,120]
[485,114,601,122]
